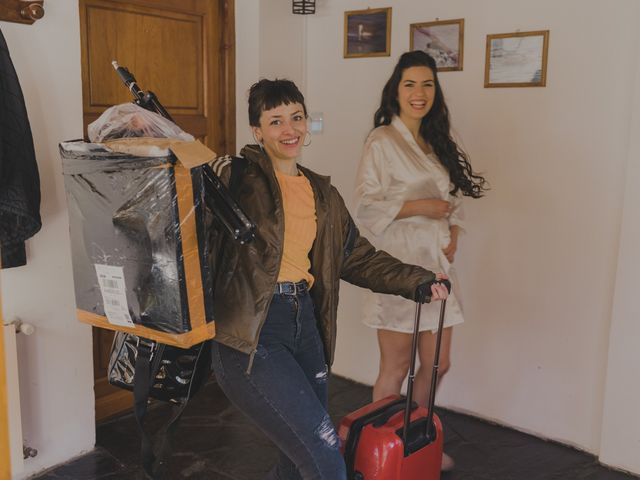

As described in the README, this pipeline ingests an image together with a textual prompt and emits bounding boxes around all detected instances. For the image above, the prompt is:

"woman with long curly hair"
[354,50,487,471]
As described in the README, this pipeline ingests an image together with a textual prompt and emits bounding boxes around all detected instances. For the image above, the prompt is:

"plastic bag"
[88,103,194,143]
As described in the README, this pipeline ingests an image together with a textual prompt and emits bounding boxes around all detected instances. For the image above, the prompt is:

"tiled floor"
[32,376,638,479]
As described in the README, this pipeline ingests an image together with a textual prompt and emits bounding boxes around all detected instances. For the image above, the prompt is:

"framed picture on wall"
[485,30,550,87]
[344,7,392,58]
[410,18,464,71]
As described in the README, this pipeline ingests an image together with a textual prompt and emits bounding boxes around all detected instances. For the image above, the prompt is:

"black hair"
[375,51,488,198]
[248,78,308,127]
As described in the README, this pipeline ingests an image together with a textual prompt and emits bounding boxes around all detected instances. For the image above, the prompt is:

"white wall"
[235,0,260,151]
[293,0,640,469]
[0,2,95,478]
[599,27,640,474]
[235,0,306,152]
[259,0,306,90]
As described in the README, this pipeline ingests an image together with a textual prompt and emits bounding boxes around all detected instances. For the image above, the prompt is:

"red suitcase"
[339,291,449,479]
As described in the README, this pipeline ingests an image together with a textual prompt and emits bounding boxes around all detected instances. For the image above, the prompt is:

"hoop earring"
[303,132,312,147]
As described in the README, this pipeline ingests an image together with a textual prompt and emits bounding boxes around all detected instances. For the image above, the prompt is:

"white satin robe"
[354,116,465,332]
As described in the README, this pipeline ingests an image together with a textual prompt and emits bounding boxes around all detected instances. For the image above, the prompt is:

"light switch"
[309,112,323,134]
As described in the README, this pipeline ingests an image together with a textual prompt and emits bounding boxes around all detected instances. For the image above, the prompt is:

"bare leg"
[372,329,412,402]
[413,326,453,407]
[414,326,454,471]
[372,327,455,471]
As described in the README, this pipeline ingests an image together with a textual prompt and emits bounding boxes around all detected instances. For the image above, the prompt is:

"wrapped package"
[60,137,218,347]
[87,103,194,143]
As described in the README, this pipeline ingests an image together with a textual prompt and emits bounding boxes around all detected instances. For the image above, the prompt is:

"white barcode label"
[94,264,134,327]
[102,279,120,290]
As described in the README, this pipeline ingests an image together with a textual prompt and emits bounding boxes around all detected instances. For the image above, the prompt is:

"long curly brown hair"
[375,51,488,198]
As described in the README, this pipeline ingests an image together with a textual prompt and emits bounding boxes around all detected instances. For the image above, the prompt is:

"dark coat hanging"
[0,27,42,268]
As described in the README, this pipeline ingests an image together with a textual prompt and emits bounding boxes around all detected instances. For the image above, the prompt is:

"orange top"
[275,170,317,286]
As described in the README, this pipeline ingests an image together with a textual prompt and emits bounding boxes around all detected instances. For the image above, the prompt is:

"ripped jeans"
[210,288,347,480]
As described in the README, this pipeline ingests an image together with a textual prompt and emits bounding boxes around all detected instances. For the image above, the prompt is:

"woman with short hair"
[208,78,449,479]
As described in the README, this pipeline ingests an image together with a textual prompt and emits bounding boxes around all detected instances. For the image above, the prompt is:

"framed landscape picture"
[485,30,550,87]
[344,7,392,58]
[410,18,464,71]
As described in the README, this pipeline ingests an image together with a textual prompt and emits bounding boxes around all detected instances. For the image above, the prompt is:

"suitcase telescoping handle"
[402,279,451,447]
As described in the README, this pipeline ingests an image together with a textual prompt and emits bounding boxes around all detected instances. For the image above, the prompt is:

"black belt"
[274,280,309,295]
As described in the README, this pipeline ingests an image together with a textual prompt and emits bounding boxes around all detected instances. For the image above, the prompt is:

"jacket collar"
[240,144,332,199]
[240,144,272,173]
[240,144,332,226]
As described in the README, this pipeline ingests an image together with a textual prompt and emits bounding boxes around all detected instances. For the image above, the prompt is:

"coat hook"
[0,0,45,25]
[21,2,45,21]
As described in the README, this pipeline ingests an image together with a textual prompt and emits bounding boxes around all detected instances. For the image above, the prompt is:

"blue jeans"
[210,288,347,480]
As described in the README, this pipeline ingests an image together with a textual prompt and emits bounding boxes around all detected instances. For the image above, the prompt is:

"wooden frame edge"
[0,285,11,479]
[485,30,550,88]
[77,309,216,348]
[221,0,236,154]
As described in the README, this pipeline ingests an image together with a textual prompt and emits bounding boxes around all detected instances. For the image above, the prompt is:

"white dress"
[354,116,465,333]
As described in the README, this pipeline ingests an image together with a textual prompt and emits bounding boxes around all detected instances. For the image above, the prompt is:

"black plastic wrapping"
[107,331,210,403]
[60,141,214,339]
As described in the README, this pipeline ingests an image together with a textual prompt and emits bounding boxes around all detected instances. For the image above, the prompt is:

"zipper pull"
[246,349,257,375]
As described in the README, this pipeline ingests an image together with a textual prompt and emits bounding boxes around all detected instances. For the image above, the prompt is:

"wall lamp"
[292,0,315,15]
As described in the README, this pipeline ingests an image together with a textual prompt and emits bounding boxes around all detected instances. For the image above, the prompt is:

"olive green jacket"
[210,144,435,368]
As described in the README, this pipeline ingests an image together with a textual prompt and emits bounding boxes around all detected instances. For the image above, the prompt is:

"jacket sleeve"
[335,188,435,300]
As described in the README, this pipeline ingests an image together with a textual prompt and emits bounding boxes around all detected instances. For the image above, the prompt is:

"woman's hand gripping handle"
[415,274,451,303]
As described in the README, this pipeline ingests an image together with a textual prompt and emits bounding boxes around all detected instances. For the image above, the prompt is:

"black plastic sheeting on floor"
[32,376,638,479]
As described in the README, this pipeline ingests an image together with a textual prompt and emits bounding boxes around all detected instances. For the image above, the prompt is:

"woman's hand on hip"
[442,225,459,263]
[442,238,457,263]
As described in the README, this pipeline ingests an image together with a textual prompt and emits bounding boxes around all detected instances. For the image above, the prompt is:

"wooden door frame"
[220,0,236,155]
[0,275,11,479]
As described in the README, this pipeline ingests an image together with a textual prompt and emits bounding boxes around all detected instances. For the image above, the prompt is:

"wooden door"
[79,0,235,421]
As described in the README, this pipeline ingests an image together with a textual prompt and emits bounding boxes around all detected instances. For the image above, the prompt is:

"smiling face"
[252,102,307,162]
[397,66,436,125]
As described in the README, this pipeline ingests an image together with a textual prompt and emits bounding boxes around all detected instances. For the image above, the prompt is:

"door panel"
[79,0,234,422]
[84,5,203,112]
